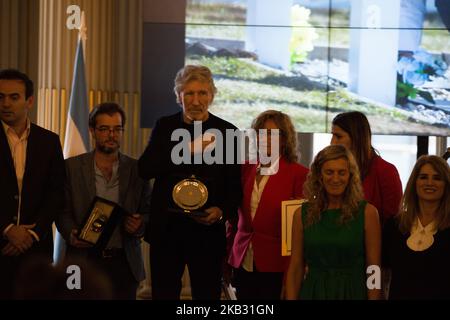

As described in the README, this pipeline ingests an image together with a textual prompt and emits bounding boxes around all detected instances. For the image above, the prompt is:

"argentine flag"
[63,39,90,158]
[54,35,90,264]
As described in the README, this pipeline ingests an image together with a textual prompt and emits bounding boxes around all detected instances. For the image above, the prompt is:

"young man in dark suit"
[0,69,65,299]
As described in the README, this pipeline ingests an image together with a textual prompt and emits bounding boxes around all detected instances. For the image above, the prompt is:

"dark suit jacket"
[0,122,65,259]
[56,151,151,282]
[138,112,242,247]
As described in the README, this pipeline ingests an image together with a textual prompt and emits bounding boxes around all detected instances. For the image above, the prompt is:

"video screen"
[184,0,450,135]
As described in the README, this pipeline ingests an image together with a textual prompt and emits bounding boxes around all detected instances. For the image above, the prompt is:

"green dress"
[300,201,367,300]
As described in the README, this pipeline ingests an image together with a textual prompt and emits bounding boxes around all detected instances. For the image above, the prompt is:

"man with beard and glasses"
[56,102,151,299]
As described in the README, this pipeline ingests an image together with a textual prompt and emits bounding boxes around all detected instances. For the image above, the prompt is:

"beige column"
[37,0,150,158]
[0,0,40,121]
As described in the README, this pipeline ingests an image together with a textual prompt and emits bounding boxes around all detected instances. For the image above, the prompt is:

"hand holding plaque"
[78,197,125,250]
[171,175,209,217]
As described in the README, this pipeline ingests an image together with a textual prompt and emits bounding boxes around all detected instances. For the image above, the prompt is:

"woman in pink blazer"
[227,110,309,300]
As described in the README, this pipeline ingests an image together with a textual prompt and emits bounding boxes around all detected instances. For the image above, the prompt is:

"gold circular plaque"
[172,176,208,211]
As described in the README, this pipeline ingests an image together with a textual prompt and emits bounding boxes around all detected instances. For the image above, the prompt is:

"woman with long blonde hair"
[286,145,381,300]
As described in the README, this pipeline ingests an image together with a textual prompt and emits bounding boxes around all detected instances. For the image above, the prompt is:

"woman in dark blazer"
[227,110,308,300]
[383,155,450,299]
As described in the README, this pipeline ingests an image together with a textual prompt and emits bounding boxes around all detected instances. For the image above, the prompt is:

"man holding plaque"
[0,69,65,299]
[138,65,242,300]
[57,102,151,300]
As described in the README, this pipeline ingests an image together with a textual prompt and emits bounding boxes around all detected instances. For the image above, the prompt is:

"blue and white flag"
[54,15,90,264]
[63,39,90,158]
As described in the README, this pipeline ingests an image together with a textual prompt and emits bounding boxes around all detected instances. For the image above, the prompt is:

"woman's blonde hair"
[173,65,217,103]
[398,155,450,234]
[251,110,298,163]
[303,144,364,226]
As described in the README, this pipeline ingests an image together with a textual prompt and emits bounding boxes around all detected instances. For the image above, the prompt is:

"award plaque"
[78,197,125,249]
[171,175,209,217]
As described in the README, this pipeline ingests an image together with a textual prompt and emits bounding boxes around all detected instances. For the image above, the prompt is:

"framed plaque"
[78,197,125,250]
[281,199,306,256]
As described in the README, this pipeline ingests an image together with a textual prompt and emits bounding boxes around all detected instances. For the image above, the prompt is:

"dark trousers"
[0,255,20,299]
[233,267,284,300]
[150,219,225,300]
[0,245,52,300]
[67,247,139,300]
[93,253,139,300]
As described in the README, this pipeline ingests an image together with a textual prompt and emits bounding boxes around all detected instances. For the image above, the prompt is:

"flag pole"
[79,11,87,60]
[54,10,90,265]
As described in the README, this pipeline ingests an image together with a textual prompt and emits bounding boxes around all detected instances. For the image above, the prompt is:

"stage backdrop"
[142,0,450,136]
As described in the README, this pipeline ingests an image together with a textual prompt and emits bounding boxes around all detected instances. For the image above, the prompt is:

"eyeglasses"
[95,126,124,135]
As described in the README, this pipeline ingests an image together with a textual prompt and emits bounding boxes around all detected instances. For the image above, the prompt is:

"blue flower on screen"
[396,49,448,104]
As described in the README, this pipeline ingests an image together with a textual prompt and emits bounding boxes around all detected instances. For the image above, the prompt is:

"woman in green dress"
[286,145,381,300]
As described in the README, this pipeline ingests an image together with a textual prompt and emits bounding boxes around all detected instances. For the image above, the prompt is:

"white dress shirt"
[1,120,39,241]
[242,157,281,272]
